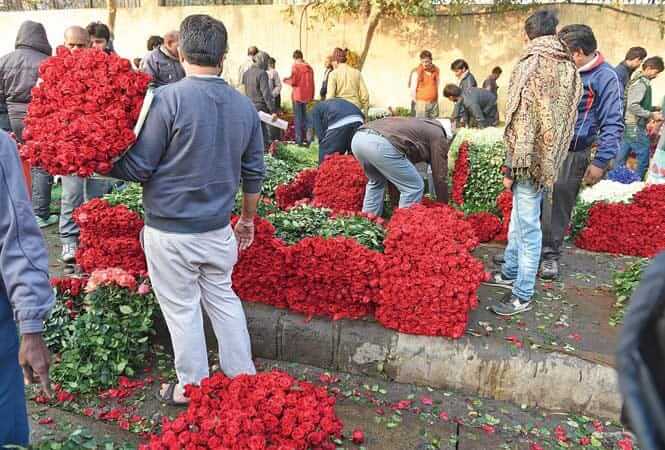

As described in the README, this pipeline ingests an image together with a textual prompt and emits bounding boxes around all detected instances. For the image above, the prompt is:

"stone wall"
[0,2,663,114]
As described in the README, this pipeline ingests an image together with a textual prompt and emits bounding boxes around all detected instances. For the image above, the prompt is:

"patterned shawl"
[504,35,583,190]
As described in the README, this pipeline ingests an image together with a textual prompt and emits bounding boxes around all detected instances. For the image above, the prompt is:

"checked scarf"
[504,35,582,190]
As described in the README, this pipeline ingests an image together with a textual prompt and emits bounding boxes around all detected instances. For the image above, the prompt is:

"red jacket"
[285,62,315,103]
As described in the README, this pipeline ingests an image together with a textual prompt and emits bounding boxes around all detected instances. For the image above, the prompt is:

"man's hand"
[503,177,514,190]
[234,217,255,251]
[19,333,52,397]
[271,114,278,122]
[583,164,604,186]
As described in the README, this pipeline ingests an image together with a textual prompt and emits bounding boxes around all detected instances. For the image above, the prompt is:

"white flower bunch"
[579,180,646,204]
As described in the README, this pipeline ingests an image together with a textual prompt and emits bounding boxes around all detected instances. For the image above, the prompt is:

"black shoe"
[492,253,505,266]
[540,259,559,280]
[490,292,533,316]
[483,270,515,289]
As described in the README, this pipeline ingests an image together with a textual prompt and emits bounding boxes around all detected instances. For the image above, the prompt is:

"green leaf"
[119,305,133,315]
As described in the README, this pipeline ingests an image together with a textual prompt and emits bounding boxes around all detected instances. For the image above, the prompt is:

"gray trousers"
[542,150,590,260]
[143,224,256,387]
[59,176,117,244]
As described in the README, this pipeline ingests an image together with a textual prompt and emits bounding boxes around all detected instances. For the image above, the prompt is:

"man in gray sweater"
[110,14,264,405]
[0,131,54,446]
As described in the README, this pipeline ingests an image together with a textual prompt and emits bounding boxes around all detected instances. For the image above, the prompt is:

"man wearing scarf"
[486,10,582,316]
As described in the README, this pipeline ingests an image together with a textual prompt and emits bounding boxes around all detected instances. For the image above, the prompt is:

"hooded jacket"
[242,51,275,113]
[284,61,315,103]
[570,53,624,169]
[0,21,52,122]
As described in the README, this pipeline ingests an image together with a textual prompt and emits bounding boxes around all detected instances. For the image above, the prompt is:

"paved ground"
[29,357,632,449]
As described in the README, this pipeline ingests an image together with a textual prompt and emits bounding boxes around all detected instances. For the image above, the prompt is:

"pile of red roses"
[451,142,470,206]
[21,47,151,177]
[73,198,147,276]
[376,204,487,337]
[576,184,665,257]
[231,216,289,309]
[284,237,381,320]
[312,155,366,213]
[141,370,343,450]
[465,212,501,243]
[495,190,513,242]
[50,276,88,320]
[275,168,318,210]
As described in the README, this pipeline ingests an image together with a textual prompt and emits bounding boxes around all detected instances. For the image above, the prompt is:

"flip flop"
[156,382,188,407]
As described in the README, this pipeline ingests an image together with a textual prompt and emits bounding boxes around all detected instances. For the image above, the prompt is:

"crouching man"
[110,14,264,405]
[351,117,450,215]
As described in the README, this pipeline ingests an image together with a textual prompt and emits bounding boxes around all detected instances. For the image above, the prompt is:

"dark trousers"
[11,117,53,220]
[294,101,307,145]
[319,122,362,164]
[0,291,29,446]
[542,149,590,260]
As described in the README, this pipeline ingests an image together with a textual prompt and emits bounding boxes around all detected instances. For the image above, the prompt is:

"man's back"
[111,76,265,233]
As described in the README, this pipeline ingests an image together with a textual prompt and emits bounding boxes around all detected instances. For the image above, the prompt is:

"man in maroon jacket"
[284,50,315,146]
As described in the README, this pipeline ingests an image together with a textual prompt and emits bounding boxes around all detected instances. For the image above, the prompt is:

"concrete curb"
[240,303,620,420]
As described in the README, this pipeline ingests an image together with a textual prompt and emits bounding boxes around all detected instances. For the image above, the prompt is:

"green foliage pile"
[461,139,505,214]
[267,204,385,251]
[50,284,156,393]
[610,258,648,326]
[103,182,143,215]
[570,199,593,239]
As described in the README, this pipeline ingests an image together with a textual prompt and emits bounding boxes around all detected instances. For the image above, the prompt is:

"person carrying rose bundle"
[0,130,55,447]
[0,20,56,229]
[484,10,582,316]
[351,117,451,216]
[110,14,264,405]
[59,26,123,264]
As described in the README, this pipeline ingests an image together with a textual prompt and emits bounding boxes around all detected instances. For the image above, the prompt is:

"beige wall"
[1,3,663,115]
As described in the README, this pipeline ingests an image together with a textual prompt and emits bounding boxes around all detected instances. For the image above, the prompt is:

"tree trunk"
[107,0,117,33]
[358,5,381,71]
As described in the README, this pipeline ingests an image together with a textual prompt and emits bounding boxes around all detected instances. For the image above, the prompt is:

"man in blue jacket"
[540,24,624,279]
[110,14,264,405]
[0,131,54,446]
[308,98,364,163]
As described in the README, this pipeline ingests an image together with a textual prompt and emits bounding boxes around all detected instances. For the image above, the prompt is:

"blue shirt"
[111,76,265,234]
[571,58,625,169]
[0,131,53,334]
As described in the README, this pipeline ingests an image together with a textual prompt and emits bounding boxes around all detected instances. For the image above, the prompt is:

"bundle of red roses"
[21,47,151,177]
[312,155,367,213]
[73,198,147,276]
[451,142,470,206]
[576,184,665,257]
[495,190,513,242]
[376,204,487,338]
[284,236,381,320]
[466,212,501,243]
[51,276,88,298]
[231,216,290,309]
[140,370,343,450]
[275,168,319,210]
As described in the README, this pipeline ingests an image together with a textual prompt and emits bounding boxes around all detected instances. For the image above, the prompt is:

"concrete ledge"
[240,303,620,420]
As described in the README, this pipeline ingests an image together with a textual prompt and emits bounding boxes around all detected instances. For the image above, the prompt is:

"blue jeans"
[59,176,119,244]
[502,182,543,302]
[294,101,307,145]
[615,127,650,179]
[351,130,424,216]
[0,289,29,447]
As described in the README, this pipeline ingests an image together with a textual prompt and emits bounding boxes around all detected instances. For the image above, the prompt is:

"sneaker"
[483,270,515,289]
[540,259,559,280]
[35,214,58,229]
[490,292,533,316]
[61,243,77,264]
[492,253,505,266]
